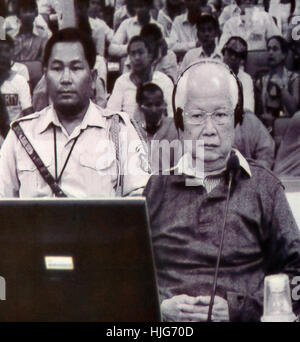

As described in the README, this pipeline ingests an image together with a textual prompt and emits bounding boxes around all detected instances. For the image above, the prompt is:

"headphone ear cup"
[174,107,184,131]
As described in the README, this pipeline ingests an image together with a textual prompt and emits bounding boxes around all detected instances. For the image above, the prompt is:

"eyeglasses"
[184,110,234,125]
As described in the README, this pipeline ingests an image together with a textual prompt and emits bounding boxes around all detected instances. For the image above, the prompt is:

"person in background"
[255,35,300,132]
[219,0,280,51]
[0,28,149,198]
[107,35,174,118]
[109,0,164,60]
[134,82,179,173]
[88,0,105,20]
[273,111,300,176]
[222,36,255,113]
[169,0,206,62]
[5,0,51,40]
[139,23,178,83]
[179,13,221,74]
[143,59,300,322]
[0,35,33,124]
[157,0,184,38]
[113,0,137,32]
[13,0,47,63]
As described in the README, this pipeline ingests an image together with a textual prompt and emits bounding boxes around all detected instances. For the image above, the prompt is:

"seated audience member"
[143,59,300,322]
[219,0,280,51]
[134,83,179,173]
[88,0,105,19]
[13,0,47,63]
[36,0,63,31]
[157,0,184,38]
[0,35,33,123]
[256,35,300,132]
[222,37,255,113]
[268,0,295,39]
[107,36,174,118]
[0,28,149,198]
[179,13,222,74]
[139,24,178,83]
[169,0,204,62]
[109,0,164,59]
[113,0,136,31]
[234,110,275,169]
[218,0,240,31]
[273,111,300,176]
[11,61,30,83]
[4,0,51,40]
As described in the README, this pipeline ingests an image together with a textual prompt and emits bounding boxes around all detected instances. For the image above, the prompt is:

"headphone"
[172,59,244,131]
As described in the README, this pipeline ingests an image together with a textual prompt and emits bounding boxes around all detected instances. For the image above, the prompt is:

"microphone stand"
[207,170,235,322]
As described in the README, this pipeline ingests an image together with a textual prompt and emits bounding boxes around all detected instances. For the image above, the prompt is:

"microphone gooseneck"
[207,154,240,322]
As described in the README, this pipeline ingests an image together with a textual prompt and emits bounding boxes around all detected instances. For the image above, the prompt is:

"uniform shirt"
[0,71,32,122]
[143,152,300,321]
[109,16,164,58]
[0,101,150,198]
[107,71,174,118]
[113,5,131,32]
[219,7,281,51]
[169,12,198,56]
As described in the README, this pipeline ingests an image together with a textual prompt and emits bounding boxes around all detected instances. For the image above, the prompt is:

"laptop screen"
[0,198,161,322]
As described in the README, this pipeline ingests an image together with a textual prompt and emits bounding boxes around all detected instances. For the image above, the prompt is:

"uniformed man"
[0,28,150,198]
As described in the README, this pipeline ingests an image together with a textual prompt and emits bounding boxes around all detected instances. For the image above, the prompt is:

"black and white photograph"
[0,0,299,326]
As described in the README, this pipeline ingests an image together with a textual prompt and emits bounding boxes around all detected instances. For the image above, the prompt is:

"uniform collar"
[38,100,106,134]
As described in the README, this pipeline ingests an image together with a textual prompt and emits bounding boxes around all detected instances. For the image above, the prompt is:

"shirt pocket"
[17,156,52,196]
[79,152,118,196]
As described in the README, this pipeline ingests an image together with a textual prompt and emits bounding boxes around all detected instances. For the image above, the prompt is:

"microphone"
[207,153,240,322]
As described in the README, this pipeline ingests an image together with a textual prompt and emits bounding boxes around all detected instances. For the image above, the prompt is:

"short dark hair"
[267,35,289,54]
[222,36,248,60]
[140,24,163,42]
[127,35,152,55]
[16,0,37,15]
[196,14,219,33]
[136,82,164,105]
[0,34,14,49]
[43,28,97,69]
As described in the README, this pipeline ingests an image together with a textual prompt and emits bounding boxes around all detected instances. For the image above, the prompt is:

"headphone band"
[172,59,244,130]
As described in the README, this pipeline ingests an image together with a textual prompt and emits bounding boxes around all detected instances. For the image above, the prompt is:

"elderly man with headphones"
[143,59,300,322]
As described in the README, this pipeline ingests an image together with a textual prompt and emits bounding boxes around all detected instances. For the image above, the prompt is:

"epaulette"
[10,112,41,127]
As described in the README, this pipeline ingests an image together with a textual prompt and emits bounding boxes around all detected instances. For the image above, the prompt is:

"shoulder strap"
[12,121,67,198]
[110,114,123,196]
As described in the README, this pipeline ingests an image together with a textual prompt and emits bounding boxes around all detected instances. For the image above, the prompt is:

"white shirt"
[219,7,281,51]
[4,15,51,40]
[109,16,165,58]
[169,12,198,54]
[107,71,174,118]
[179,45,222,76]
[0,71,32,122]
[11,62,30,82]
[238,69,255,113]
[89,17,114,57]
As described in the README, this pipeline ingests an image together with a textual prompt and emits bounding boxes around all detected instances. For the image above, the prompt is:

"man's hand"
[161,294,229,322]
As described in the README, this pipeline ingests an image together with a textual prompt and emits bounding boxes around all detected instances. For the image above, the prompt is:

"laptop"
[0,198,161,322]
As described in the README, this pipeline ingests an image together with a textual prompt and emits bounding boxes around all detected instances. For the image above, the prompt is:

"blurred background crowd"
[1,0,300,176]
